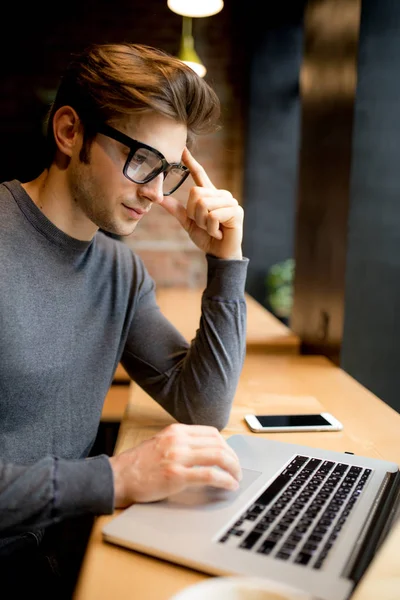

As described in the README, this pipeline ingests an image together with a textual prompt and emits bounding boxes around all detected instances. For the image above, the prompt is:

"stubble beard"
[69,161,138,238]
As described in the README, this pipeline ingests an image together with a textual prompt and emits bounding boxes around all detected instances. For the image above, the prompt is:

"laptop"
[102,434,400,600]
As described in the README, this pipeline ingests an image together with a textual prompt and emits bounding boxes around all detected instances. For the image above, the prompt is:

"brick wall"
[1,0,247,287]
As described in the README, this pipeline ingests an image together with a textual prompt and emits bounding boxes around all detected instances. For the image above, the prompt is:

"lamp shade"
[167,0,223,17]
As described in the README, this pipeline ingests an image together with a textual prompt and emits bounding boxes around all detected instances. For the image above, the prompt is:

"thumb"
[160,195,188,228]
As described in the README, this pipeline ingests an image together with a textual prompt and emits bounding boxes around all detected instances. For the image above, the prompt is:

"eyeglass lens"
[126,148,186,194]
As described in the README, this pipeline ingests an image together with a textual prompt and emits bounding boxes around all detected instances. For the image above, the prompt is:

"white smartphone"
[244,412,343,433]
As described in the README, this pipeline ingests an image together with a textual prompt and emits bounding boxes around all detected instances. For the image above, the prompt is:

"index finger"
[182,147,215,189]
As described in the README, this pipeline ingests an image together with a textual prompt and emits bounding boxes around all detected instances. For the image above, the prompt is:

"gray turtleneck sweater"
[0,180,248,535]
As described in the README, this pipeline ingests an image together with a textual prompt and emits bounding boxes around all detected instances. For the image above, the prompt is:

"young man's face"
[68,112,188,237]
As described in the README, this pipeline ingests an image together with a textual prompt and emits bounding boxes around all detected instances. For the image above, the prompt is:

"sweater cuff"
[55,455,114,518]
[205,254,249,299]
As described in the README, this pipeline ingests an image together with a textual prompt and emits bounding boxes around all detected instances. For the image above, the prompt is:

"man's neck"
[22,169,98,241]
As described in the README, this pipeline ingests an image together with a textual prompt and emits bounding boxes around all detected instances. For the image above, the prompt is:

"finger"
[206,206,242,229]
[186,437,242,466]
[162,423,234,452]
[182,148,215,189]
[193,200,210,231]
[186,189,235,221]
[161,424,241,465]
[184,466,240,491]
[177,448,242,482]
[206,211,223,240]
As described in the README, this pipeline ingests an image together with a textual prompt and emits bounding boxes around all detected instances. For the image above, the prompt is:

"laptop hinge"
[346,469,400,587]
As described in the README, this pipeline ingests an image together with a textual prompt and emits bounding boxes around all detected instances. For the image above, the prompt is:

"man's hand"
[161,148,244,260]
[109,423,242,507]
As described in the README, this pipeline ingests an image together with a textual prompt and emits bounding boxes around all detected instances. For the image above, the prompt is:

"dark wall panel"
[242,5,306,307]
[290,0,362,364]
[341,0,400,412]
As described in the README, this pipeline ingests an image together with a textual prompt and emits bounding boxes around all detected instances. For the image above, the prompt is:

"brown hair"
[45,42,221,164]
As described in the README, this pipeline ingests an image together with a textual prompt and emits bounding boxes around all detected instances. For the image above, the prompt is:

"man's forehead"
[117,113,187,160]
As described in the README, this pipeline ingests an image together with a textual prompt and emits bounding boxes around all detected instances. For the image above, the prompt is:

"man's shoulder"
[94,231,149,276]
[0,179,19,204]
[95,231,134,258]
[0,180,25,229]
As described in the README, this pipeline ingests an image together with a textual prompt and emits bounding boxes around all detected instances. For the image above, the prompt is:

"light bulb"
[167,0,223,18]
[182,60,207,77]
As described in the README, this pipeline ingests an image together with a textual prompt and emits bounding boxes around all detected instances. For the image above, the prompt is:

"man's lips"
[122,204,149,220]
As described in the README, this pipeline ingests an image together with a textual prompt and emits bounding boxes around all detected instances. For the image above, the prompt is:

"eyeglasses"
[97,123,190,196]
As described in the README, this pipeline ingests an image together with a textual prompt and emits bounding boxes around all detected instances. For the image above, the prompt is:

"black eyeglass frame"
[97,123,190,196]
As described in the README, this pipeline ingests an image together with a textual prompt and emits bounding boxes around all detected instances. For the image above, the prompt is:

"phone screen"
[256,414,331,427]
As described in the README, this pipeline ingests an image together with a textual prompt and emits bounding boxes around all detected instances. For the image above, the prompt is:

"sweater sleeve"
[120,255,249,430]
[0,454,114,535]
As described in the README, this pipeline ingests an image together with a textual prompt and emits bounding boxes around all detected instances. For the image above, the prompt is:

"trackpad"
[165,468,262,510]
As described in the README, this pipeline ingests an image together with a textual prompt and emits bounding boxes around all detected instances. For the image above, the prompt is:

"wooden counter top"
[75,353,400,600]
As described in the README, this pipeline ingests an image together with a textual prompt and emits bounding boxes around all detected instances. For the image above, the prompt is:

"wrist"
[109,455,127,508]
[207,251,243,261]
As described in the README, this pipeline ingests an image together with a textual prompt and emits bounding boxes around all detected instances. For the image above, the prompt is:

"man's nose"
[139,174,164,204]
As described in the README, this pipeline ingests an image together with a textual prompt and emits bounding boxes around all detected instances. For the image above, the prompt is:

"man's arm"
[120,254,247,429]
[1,426,242,526]
[0,455,114,534]
[120,150,248,429]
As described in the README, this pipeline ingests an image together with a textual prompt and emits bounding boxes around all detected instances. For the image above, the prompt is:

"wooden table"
[75,354,400,600]
[113,288,300,382]
[155,288,300,353]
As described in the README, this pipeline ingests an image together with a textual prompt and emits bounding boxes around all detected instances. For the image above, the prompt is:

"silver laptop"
[102,434,400,600]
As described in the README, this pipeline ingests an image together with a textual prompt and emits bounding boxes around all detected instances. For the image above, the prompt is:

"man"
[0,43,248,593]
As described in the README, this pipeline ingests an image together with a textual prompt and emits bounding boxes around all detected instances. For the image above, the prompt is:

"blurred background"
[0,0,303,293]
[0,0,250,287]
[2,0,400,413]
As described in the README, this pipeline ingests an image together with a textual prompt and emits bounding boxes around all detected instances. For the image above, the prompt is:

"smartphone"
[244,412,343,433]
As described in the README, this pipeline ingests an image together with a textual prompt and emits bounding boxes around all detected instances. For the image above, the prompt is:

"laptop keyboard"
[218,455,372,569]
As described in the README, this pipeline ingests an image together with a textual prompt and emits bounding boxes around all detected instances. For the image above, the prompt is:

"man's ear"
[52,106,82,157]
